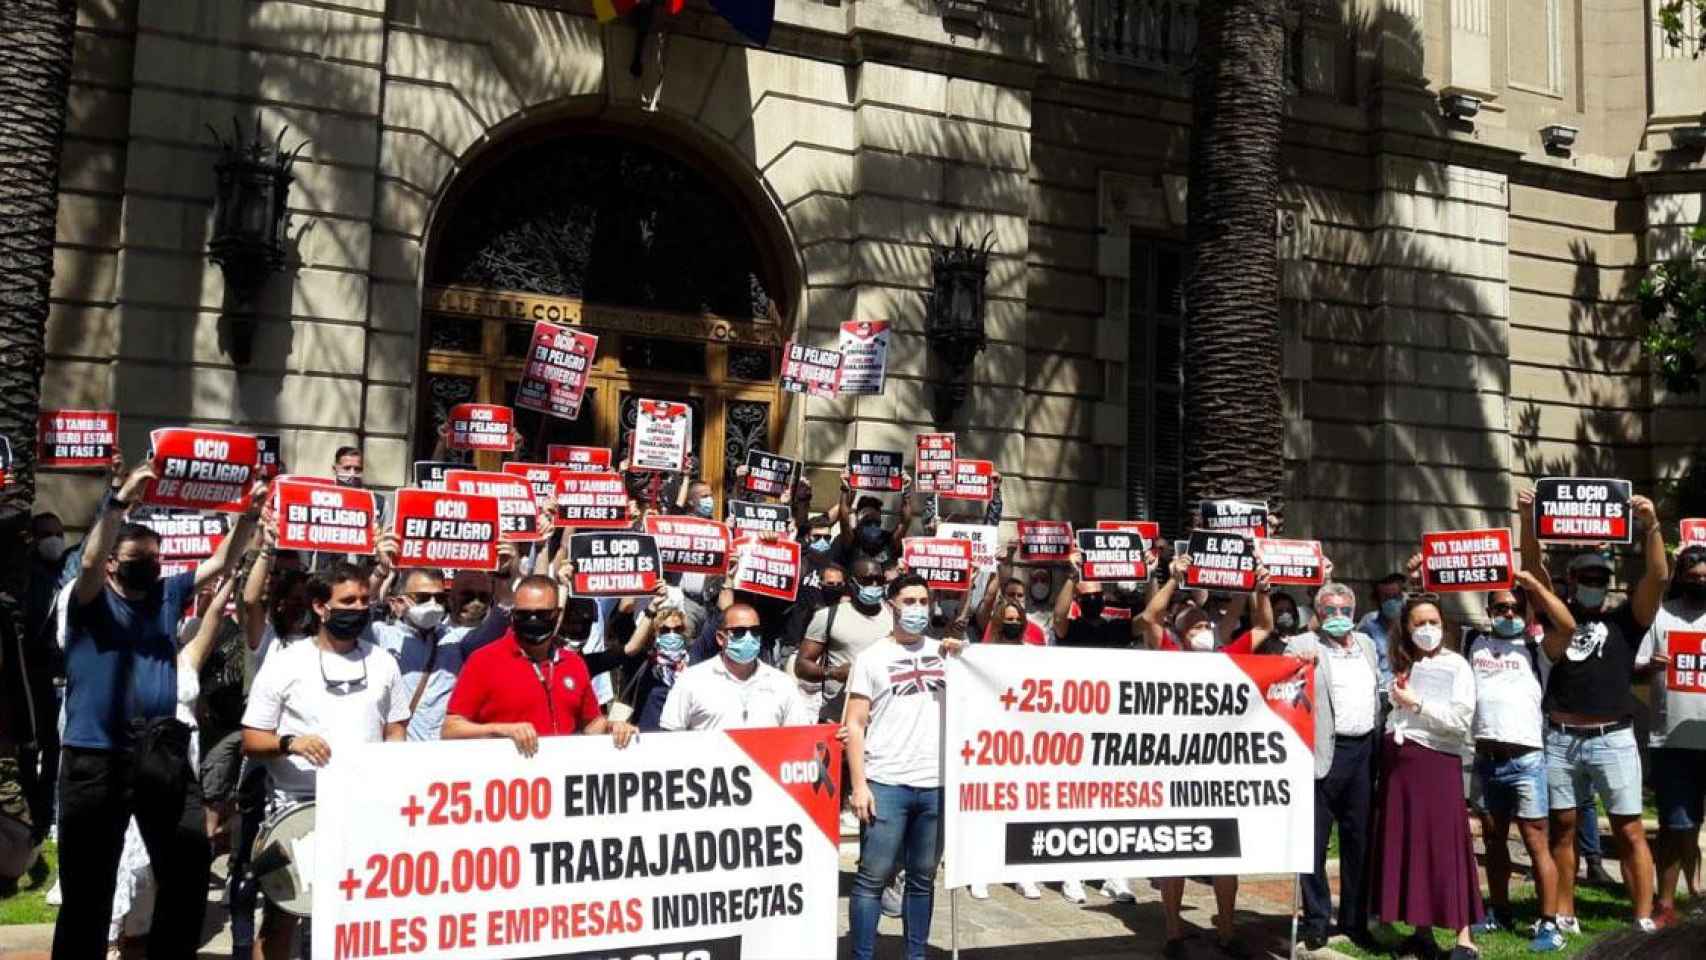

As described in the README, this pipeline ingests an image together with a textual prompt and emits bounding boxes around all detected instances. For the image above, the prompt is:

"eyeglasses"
[1489,601,1520,615]
[405,591,447,605]
[319,648,369,695]
[1318,605,1354,617]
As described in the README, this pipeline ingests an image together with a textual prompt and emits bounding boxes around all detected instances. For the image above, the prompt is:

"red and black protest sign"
[915,433,956,494]
[727,499,793,537]
[445,470,541,543]
[569,531,663,597]
[1200,499,1269,537]
[554,470,629,528]
[446,404,515,452]
[1255,538,1326,587]
[743,450,799,498]
[1017,520,1074,563]
[1534,478,1632,544]
[951,459,995,501]
[1420,528,1514,592]
[644,515,731,576]
[1683,518,1706,549]
[392,489,501,571]
[413,460,460,491]
[1184,530,1257,592]
[730,534,802,601]
[546,444,612,470]
[632,400,692,472]
[37,409,117,468]
[501,461,560,510]
[1075,529,1147,581]
[273,479,377,554]
[903,537,975,592]
[514,322,597,419]
[1099,520,1161,545]
[134,510,227,577]
[145,429,258,513]
[780,340,841,397]
[1668,631,1706,695]
[847,449,904,492]
[255,434,282,481]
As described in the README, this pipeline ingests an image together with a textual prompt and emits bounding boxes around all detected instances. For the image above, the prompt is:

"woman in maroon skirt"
[1373,594,1484,960]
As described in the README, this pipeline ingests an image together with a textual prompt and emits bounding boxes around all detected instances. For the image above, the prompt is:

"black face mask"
[323,607,371,641]
[513,612,557,644]
[115,557,160,591]
[1077,595,1105,619]
[1682,581,1706,605]
[1000,621,1025,641]
[820,582,846,602]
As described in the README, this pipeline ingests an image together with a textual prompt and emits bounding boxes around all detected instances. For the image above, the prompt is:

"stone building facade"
[39,0,1706,589]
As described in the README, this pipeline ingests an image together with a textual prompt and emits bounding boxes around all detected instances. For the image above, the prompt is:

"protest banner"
[513,322,598,419]
[255,434,283,481]
[1076,529,1147,581]
[568,531,662,596]
[846,449,904,492]
[414,460,461,492]
[1683,518,1706,549]
[743,450,799,498]
[643,516,731,576]
[780,340,841,397]
[939,522,1000,569]
[37,409,117,468]
[1420,528,1514,593]
[730,535,802,601]
[501,462,561,511]
[134,510,228,577]
[949,459,996,501]
[915,433,956,494]
[727,500,793,537]
[447,404,516,453]
[903,537,975,591]
[1018,521,1074,563]
[310,726,842,960]
[393,489,501,571]
[1098,520,1162,545]
[633,400,692,472]
[1184,530,1257,592]
[546,444,612,470]
[837,320,890,395]
[1199,500,1268,537]
[1255,539,1326,587]
[1668,632,1706,696]
[446,470,542,543]
[1534,477,1633,544]
[943,646,1314,887]
[553,470,629,529]
[145,428,258,513]
[274,479,378,554]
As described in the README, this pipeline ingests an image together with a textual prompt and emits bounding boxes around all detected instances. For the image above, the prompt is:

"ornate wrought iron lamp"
[924,227,994,424]
[206,117,304,365]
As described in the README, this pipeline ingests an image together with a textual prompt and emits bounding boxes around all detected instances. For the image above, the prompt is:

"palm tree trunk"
[1182,0,1287,514]
[0,0,77,515]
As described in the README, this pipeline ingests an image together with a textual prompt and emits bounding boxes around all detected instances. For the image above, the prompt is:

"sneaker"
[1554,916,1581,937]
[880,874,903,918]
[1472,910,1506,935]
[1651,905,1679,929]
[1016,880,1042,900]
[968,883,989,900]
[1634,917,1658,933]
[1100,878,1136,901]
[1529,920,1565,953]
[1061,879,1088,904]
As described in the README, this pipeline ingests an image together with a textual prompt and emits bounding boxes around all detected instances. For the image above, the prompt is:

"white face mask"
[1185,628,1216,651]
[1411,624,1443,652]
[405,601,446,632]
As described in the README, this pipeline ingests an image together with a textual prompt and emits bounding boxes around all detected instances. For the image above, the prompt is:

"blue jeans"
[1475,748,1548,821]
[1545,725,1643,816]
[849,782,943,960]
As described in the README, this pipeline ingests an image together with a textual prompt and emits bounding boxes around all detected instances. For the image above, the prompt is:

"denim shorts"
[1475,747,1548,821]
[1544,725,1643,817]
[1650,747,1706,830]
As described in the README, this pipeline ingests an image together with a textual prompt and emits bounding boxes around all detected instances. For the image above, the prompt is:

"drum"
[250,800,316,916]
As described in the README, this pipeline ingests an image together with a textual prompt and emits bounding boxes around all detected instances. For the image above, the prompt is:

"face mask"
[561,621,593,648]
[724,629,761,664]
[1077,595,1105,619]
[1185,628,1215,651]
[856,583,885,606]
[404,601,445,632]
[513,612,557,644]
[335,474,363,488]
[897,604,930,635]
[693,497,715,519]
[1380,597,1403,621]
[1000,621,1025,641]
[115,557,160,591]
[35,536,65,563]
[323,607,371,641]
[1275,612,1298,631]
[1411,624,1443,652]
[1320,615,1353,638]
[808,537,832,554]
[1491,615,1525,639]
[1029,578,1051,602]
[1574,586,1607,609]
[655,630,687,654]
[1680,582,1706,605]
[820,582,846,602]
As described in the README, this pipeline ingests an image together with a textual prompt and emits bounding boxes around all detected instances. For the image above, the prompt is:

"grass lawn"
[0,841,58,926]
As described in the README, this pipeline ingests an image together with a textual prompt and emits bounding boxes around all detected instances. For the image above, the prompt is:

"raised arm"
[1245,566,1274,648]
[1516,488,1554,597]
[1137,555,1186,649]
[1630,494,1668,628]
[1052,551,1081,642]
[75,458,155,606]
[196,480,266,591]
[1517,568,1575,657]
[243,514,278,651]
[181,575,237,676]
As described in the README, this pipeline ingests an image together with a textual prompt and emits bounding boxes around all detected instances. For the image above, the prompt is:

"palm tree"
[1181,0,1287,515]
[0,0,77,515]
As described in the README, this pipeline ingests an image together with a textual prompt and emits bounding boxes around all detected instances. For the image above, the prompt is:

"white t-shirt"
[805,603,894,703]
[1466,633,1547,749]
[848,636,946,789]
[249,622,312,685]
[241,637,409,800]
[1636,600,1706,750]
[659,657,814,731]
[1386,650,1476,758]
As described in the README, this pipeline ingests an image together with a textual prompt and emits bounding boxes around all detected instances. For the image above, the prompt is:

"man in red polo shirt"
[443,574,634,754]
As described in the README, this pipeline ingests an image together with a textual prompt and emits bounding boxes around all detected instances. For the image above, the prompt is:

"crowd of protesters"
[0,438,1703,960]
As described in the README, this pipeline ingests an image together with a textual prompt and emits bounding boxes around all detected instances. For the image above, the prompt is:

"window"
[1126,239,1187,538]
[1508,0,1565,94]
[1093,0,1198,71]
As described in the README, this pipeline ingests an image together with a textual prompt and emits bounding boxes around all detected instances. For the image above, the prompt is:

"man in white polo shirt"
[659,603,813,731]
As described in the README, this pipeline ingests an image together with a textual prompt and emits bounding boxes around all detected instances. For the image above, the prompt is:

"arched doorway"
[416,129,791,506]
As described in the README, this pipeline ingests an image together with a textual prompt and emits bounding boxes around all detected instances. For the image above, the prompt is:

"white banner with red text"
[943,646,1315,888]
[313,727,843,960]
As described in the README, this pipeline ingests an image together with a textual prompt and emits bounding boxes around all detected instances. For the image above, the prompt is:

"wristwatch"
[278,734,296,756]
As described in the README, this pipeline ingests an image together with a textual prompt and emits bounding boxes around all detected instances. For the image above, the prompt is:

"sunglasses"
[1489,601,1520,615]
[406,591,447,605]
[1318,604,1354,617]
[853,574,884,586]
[319,648,368,695]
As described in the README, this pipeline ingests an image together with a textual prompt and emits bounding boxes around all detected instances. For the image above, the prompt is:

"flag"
[592,0,641,22]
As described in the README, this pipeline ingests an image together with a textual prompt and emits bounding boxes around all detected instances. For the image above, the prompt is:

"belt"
[1476,741,1539,761]
[1546,718,1630,737]
[1334,731,1375,741]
